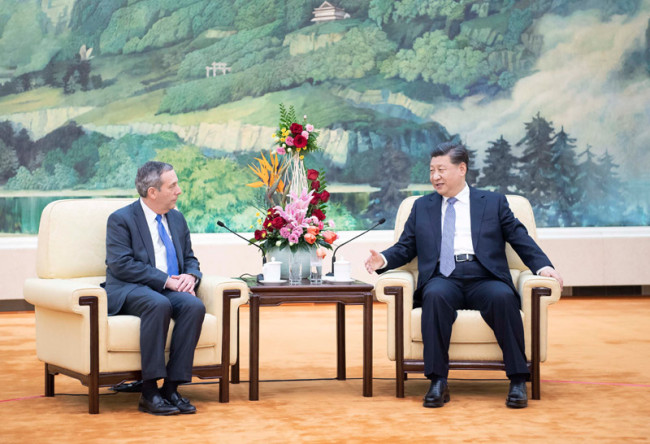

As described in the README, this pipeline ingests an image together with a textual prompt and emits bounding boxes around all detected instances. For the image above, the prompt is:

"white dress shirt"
[442,183,474,256]
[140,199,172,275]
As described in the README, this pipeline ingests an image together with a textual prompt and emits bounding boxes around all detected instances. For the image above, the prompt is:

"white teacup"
[262,257,282,282]
[333,257,351,281]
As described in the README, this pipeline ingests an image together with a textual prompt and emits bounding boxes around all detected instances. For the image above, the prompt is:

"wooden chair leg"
[219,374,229,403]
[45,364,54,397]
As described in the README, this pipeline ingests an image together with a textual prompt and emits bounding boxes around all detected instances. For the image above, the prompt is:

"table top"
[242,276,373,291]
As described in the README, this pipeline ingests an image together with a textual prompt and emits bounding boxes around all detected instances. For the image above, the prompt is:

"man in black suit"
[105,161,204,415]
[365,142,563,409]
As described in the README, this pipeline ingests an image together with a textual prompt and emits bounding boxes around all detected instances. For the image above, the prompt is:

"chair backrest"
[393,193,538,275]
[36,198,135,279]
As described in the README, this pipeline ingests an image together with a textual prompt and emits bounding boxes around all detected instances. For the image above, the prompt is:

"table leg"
[249,294,260,401]
[232,306,240,384]
[363,293,373,397]
[336,302,346,380]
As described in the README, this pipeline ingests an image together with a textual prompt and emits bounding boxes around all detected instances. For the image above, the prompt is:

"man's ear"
[147,187,157,199]
[459,162,467,175]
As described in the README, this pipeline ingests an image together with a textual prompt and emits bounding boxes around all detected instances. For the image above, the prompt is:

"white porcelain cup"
[333,258,351,281]
[262,257,282,282]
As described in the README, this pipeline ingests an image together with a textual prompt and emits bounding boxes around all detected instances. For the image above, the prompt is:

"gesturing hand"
[364,249,384,274]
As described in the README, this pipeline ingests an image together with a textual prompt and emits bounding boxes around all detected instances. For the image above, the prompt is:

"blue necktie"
[439,197,458,277]
[155,214,179,276]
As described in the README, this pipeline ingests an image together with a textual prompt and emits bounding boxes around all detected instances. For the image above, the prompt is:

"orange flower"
[306,226,320,236]
[316,246,327,259]
[322,231,338,244]
[304,233,316,244]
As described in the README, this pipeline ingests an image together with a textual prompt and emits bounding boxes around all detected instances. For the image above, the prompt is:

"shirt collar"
[140,198,161,222]
[443,182,469,205]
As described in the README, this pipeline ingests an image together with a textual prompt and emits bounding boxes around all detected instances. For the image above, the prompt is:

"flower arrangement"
[247,104,337,255]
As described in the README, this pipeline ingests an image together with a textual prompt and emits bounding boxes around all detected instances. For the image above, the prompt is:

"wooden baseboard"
[0,299,34,312]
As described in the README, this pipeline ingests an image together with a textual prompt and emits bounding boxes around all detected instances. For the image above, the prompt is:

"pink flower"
[306,124,314,132]
[285,136,294,146]
[328,220,335,228]
[288,233,300,244]
[318,221,324,230]
[280,227,291,238]
[301,130,309,138]
[276,146,286,155]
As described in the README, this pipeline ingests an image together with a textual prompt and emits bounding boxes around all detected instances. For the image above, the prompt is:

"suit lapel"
[132,201,156,265]
[427,193,443,251]
[469,187,486,251]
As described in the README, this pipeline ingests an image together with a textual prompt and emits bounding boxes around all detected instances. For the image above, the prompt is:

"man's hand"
[364,249,385,274]
[165,273,197,295]
[538,266,564,291]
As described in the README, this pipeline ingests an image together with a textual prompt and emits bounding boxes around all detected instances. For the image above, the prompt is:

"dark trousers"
[421,260,529,379]
[120,286,205,382]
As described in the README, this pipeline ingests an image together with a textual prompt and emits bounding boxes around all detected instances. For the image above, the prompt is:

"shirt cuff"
[380,253,388,269]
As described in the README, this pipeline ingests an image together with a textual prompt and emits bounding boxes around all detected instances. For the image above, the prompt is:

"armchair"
[24,199,248,414]
[374,195,561,399]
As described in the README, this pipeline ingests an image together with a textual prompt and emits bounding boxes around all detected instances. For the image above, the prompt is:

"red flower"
[254,230,267,240]
[311,180,320,191]
[293,134,307,148]
[271,217,285,229]
[307,169,319,180]
[320,190,330,202]
[312,208,325,220]
[290,123,303,134]
[310,192,321,205]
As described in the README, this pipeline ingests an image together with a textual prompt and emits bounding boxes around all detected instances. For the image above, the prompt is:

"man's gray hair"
[135,161,174,197]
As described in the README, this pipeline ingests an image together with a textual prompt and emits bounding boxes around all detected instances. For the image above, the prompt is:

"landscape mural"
[0,0,648,234]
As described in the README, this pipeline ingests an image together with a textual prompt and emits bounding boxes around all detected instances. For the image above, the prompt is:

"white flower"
[276,241,282,247]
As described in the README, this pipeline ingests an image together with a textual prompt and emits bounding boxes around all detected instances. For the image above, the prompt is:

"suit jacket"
[104,200,202,315]
[380,187,552,305]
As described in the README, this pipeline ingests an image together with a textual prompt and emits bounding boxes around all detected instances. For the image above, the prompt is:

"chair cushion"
[411,308,524,343]
[107,313,218,352]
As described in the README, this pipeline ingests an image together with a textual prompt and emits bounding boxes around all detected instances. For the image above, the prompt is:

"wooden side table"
[234,277,374,401]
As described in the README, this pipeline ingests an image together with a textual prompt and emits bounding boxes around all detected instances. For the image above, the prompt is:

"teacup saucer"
[322,276,354,283]
[258,278,287,284]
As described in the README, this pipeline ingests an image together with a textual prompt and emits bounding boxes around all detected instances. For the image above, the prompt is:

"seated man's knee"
[148,296,173,318]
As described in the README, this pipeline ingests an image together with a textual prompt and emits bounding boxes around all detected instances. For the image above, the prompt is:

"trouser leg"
[420,276,463,379]
[120,287,172,381]
[164,290,206,383]
[465,277,529,377]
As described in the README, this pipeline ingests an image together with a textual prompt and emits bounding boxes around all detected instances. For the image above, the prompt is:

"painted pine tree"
[477,135,519,194]
[548,127,581,226]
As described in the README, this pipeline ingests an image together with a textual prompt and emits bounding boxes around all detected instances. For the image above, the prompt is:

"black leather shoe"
[423,379,450,408]
[163,391,197,414]
[138,393,180,415]
[506,381,528,408]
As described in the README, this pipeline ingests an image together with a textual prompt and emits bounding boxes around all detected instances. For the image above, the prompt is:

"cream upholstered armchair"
[374,195,561,399]
[24,199,248,414]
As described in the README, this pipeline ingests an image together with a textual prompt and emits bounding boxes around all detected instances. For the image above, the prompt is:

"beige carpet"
[1,297,649,443]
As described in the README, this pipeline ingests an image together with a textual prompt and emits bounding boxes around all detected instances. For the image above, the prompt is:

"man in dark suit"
[365,142,563,409]
[105,161,205,415]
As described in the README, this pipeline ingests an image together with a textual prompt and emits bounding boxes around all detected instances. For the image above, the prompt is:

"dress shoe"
[138,393,180,415]
[505,381,528,408]
[423,378,450,408]
[163,390,197,414]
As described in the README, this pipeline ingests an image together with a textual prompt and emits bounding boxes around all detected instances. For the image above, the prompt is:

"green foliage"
[477,135,519,194]
[382,30,489,96]
[503,8,532,48]
[162,26,395,114]
[177,23,282,79]
[156,145,256,232]
[0,138,18,183]
[91,133,179,188]
[0,2,60,74]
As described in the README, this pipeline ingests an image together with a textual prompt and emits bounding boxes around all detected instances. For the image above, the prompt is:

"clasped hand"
[165,273,197,295]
